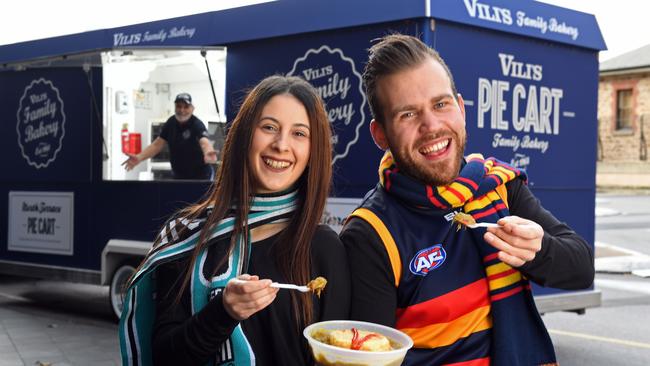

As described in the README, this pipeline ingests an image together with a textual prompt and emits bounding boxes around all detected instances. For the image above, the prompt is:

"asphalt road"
[542,192,650,366]
[596,193,650,256]
[542,273,650,366]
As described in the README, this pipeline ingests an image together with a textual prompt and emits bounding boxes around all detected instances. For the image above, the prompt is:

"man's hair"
[362,34,458,123]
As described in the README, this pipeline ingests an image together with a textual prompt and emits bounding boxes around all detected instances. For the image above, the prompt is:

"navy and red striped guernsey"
[349,151,557,366]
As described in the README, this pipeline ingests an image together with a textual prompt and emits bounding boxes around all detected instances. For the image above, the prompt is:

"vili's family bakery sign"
[16,78,66,169]
[288,45,367,164]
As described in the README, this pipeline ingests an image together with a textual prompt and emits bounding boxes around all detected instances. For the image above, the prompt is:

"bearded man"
[123,92,217,180]
[340,34,594,366]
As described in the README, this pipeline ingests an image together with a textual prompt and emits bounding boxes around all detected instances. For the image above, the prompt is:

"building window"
[616,89,633,131]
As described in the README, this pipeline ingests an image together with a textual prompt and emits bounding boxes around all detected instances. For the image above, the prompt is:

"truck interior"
[101,48,226,181]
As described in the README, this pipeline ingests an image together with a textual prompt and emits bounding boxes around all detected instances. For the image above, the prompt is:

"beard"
[389,130,466,187]
[175,113,191,123]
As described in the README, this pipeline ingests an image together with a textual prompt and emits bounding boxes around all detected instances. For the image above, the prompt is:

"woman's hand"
[484,215,544,267]
[222,274,279,321]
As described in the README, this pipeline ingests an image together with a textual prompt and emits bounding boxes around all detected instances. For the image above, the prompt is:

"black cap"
[174,93,192,105]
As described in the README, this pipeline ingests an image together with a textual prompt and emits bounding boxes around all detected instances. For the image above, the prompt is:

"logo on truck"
[473,52,570,168]
[462,0,579,40]
[288,45,367,164]
[16,78,66,169]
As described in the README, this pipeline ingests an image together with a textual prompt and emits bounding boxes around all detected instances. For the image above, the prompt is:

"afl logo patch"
[409,244,446,276]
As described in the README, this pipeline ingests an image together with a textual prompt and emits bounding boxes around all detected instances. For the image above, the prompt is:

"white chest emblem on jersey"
[444,211,459,222]
[182,130,191,139]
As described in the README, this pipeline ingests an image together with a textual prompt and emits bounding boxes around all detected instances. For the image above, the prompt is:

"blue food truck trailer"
[0,0,605,318]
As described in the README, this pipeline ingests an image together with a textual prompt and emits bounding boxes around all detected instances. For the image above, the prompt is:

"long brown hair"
[131,75,332,329]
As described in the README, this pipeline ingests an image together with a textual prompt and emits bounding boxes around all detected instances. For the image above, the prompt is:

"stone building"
[597,45,650,187]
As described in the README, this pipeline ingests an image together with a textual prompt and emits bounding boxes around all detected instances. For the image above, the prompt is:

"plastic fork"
[231,278,310,292]
[270,283,310,292]
[465,222,500,229]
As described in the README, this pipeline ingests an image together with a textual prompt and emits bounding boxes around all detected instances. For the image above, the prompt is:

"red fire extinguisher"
[129,132,142,155]
[121,123,130,154]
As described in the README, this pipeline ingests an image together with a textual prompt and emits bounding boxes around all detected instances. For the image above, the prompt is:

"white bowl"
[303,320,413,366]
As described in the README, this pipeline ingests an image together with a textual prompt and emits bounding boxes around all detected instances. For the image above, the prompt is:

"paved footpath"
[0,278,120,366]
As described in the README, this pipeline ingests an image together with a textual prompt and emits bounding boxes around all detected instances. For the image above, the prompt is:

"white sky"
[537,0,649,61]
[0,0,647,62]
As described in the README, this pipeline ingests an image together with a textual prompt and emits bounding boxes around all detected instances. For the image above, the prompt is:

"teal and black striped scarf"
[118,190,299,366]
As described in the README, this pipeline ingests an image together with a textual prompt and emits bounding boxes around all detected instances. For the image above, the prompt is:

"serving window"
[101,48,226,181]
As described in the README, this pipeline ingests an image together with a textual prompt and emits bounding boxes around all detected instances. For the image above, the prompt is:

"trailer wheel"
[110,261,138,320]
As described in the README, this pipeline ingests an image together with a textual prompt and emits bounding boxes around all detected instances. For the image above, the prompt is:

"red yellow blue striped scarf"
[379,151,557,366]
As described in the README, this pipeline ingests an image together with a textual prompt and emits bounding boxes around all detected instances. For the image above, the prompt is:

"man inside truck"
[341,34,595,366]
[122,92,218,180]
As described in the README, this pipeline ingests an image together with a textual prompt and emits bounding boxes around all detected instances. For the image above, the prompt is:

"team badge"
[409,244,446,276]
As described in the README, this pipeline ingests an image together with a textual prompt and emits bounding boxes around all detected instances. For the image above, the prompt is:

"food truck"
[0,0,606,318]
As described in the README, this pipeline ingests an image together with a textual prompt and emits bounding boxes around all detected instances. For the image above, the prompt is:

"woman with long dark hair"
[119,75,350,366]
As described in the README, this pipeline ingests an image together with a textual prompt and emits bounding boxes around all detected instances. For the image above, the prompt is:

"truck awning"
[0,0,606,67]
